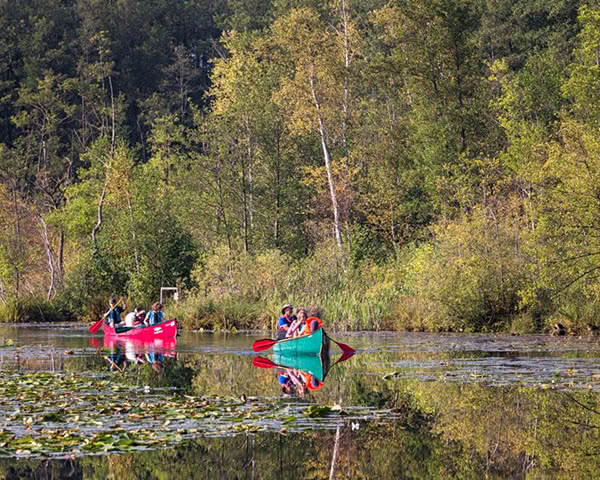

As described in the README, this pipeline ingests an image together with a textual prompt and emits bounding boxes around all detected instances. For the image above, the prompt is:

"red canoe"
[103,318,177,341]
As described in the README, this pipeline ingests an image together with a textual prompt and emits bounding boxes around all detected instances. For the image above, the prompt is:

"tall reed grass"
[0,297,71,323]
[176,241,404,331]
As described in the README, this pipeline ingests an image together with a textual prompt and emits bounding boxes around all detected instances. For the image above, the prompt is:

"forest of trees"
[1,0,600,332]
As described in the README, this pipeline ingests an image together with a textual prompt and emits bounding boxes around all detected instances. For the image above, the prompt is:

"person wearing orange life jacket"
[301,316,323,335]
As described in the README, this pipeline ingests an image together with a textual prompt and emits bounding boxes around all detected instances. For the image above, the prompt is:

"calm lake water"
[2,324,600,479]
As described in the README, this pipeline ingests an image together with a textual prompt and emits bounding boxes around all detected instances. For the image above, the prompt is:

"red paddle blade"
[89,318,103,334]
[336,341,355,354]
[330,337,355,354]
[336,351,355,363]
[252,338,278,352]
[252,356,277,368]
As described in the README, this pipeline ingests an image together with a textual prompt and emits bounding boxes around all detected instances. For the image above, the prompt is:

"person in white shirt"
[125,307,143,327]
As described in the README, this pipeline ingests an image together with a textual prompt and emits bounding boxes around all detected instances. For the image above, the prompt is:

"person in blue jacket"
[276,304,296,340]
[144,302,164,326]
[103,296,125,327]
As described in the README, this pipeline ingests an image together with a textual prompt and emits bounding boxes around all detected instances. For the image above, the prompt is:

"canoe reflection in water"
[101,337,177,372]
[253,350,354,396]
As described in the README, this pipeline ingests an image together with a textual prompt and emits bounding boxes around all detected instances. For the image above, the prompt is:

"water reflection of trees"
[5,349,600,478]
[2,384,600,478]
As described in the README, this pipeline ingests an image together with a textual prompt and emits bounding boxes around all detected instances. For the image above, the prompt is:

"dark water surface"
[2,325,600,479]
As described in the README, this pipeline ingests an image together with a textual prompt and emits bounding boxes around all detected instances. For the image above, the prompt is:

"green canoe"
[272,328,329,356]
[273,352,330,382]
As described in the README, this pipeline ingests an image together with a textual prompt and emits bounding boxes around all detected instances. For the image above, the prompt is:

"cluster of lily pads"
[0,369,395,458]
[381,356,600,392]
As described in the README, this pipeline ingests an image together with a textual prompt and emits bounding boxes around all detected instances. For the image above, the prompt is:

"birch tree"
[271,7,361,248]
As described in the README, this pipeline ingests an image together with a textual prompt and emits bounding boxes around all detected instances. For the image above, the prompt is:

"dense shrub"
[0,296,72,323]
[403,205,531,332]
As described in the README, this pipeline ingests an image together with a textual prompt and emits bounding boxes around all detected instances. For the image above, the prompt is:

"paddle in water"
[328,337,355,354]
[88,318,104,334]
[252,338,278,352]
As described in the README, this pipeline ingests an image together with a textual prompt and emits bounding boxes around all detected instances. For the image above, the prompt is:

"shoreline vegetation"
[2,1,600,334]
[0,239,594,336]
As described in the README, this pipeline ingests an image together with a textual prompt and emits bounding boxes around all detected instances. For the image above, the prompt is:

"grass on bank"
[0,296,71,323]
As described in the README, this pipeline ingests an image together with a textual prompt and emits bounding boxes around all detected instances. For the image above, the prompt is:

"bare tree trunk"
[108,76,116,155]
[92,179,108,249]
[240,149,250,253]
[310,63,343,248]
[39,216,56,300]
[340,0,350,150]
[216,173,232,250]
[57,229,64,282]
[11,186,22,299]
[246,117,255,231]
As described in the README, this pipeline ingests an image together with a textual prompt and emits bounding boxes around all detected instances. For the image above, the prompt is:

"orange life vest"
[303,317,323,335]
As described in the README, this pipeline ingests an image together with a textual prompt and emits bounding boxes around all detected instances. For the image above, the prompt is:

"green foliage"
[563,5,600,125]
[476,0,579,71]
[126,163,198,305]
[57,250,125,321]
[405,205,531,332]
[0,296,70,322]
[491,49,565,137]
[0,0,598,332]
[520,119,600,330]
[180,240,403,330]
[171,295,269,330]
[192,245,290,300]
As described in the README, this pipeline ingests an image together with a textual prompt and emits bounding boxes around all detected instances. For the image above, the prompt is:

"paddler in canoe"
[286,307,306,337]
[103,296,125,328]
[144,302,164,326]
[252,306,337,354]
[124,307,145,327]
[276,303,296,340]
[287,307,322,338]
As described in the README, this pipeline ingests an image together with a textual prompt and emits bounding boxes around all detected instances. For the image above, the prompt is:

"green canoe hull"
[273,328,329,356]
[273,352,328,382]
